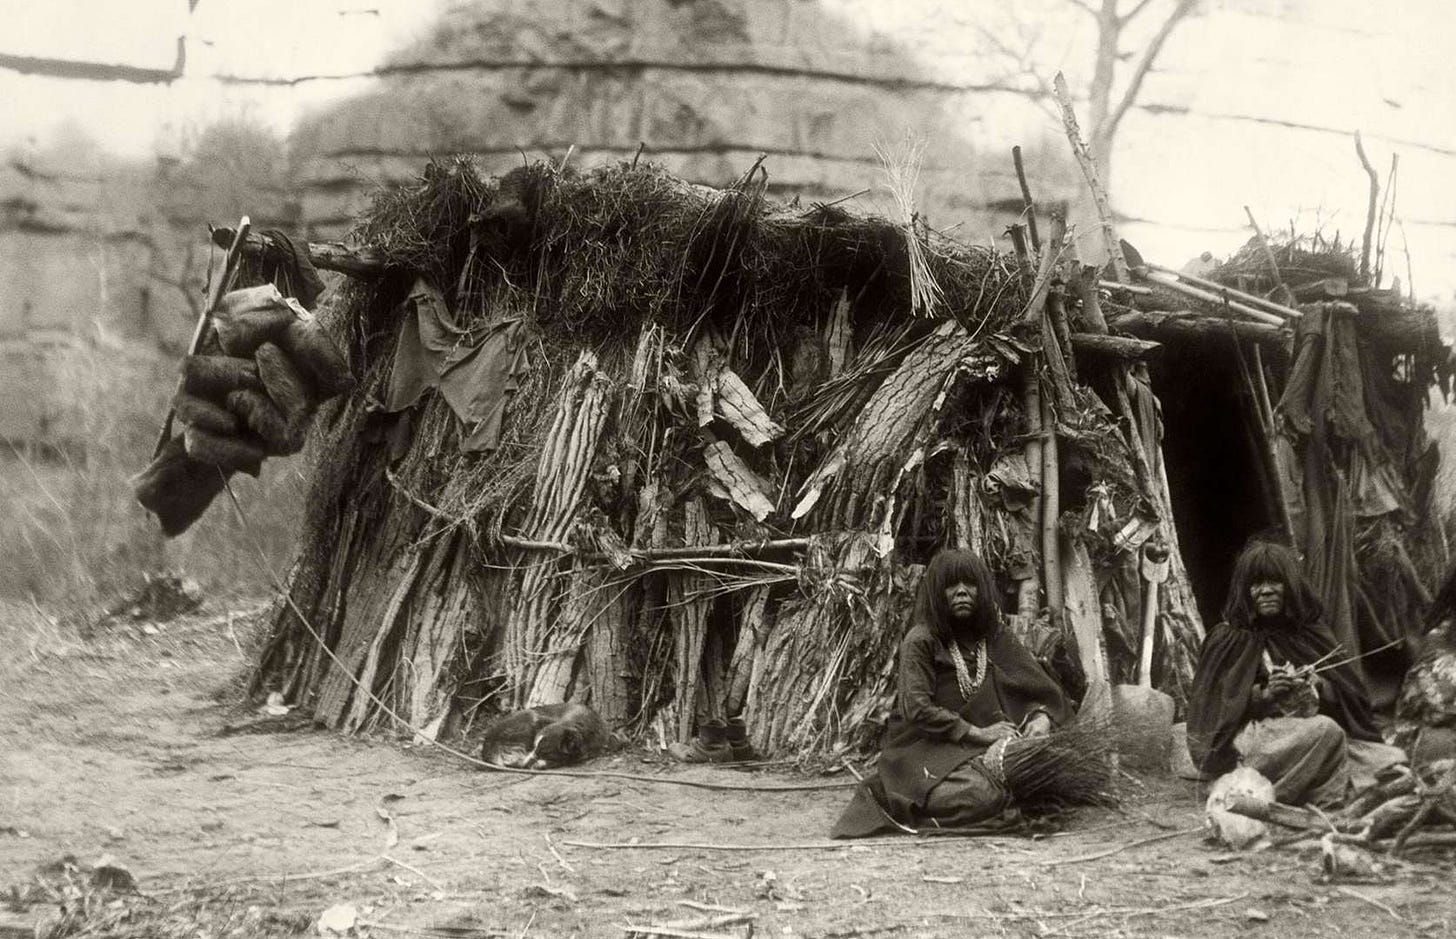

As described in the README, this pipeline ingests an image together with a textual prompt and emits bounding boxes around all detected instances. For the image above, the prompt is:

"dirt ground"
[3,601,1454,939]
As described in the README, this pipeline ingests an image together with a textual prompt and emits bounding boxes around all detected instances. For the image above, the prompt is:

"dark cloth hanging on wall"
[385,278,530,454]
[1273,304,1416,690]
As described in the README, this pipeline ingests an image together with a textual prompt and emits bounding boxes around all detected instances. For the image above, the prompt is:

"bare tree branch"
[973,23,1062,124]
[1103,0,1195,141]
[1118,0,1158,26]
[1064,0,1101,19]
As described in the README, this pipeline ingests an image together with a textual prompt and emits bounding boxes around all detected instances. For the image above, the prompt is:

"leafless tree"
[980,0,1198,191]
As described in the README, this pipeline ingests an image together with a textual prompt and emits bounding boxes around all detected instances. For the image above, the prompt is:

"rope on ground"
[562,836,1008,852]
[218,477,854,794]
[1039,824,1204,866]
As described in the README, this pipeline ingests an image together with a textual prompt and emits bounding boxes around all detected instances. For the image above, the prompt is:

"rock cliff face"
[290,0,1078,238]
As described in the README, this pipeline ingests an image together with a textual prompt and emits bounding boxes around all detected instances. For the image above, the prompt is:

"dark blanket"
[832,624,1071,838]
[1186,617,1383,776]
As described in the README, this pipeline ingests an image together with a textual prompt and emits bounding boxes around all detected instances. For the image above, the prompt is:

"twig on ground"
[152,856,384,894]
[1392,760,1456,856]
[362,922,509,938]
[943,892,1247,921]
[1040,825,1203,866]
[545,834,575,873]
[564,837,1002,852]
[617,927,737,939]
[382,853,445,890]
[677,902,751,916]
[1336,886,1406,923]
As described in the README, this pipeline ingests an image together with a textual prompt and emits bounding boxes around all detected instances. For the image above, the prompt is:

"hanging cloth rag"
[385,278,530,453]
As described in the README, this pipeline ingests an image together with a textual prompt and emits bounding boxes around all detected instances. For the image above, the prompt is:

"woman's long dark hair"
[918,548,1003,643]
[1222,541,1323,630]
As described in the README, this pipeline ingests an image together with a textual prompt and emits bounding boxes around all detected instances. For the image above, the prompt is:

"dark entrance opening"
[1146,336,1279,625]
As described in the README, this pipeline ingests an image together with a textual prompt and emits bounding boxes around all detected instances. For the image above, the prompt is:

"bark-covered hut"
[246,156,1446,757]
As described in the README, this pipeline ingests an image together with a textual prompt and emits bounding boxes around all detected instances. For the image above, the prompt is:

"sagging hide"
[133,437,233,537]
[136,283,357,537]
[479,703,609,769]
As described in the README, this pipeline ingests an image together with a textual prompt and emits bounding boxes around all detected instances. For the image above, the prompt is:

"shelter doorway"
[1147,337,1280,625]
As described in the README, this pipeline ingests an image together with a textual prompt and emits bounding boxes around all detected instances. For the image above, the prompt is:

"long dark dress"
[831,623,1072,838]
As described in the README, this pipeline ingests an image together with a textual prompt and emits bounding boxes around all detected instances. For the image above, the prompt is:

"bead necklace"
[948,638,988,700]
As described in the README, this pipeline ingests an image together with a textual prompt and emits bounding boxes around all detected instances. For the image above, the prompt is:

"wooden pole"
[1354,131,1380,283]
[1108,310,1285,347]
[1140,271,1290,327]
[152,216,251,458]
[1012,145,1042,255]
[1250,344,1296,545]
[1041,387,1063,616]
[211,226,387,278]
[1018,362,1045,627]
[1051,72,1129,282]
[1144,264,1301,321]
[1068,332,1160,360]
[1242,206,1294,306]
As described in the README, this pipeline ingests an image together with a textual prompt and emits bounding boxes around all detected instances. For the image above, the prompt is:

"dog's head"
[530,723,586,768]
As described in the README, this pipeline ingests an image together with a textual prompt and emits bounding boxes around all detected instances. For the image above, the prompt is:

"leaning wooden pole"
[153,216,251,458]
[1052,72,1129,283]
[1012,145,1042,254]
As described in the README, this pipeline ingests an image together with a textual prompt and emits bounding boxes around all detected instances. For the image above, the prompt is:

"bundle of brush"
[134,284,354,536]
[983,717,1118,814]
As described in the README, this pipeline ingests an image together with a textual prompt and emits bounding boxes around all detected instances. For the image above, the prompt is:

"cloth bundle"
[135,284,353,536]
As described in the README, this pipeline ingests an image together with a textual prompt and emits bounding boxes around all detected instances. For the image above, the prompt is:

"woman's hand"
[964,721,1019,746]
[1255,672,1298,708]
[1023,712,1053,738]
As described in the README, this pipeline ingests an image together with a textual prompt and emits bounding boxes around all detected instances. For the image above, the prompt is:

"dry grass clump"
[11,859,313,939]
[0,326,303,613]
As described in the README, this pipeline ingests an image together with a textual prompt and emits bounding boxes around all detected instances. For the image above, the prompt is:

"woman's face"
[1250,579,1286,619]
[944,579,979,620]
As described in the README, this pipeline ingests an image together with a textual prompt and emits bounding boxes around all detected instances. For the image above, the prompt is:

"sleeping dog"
[479,702,609,769]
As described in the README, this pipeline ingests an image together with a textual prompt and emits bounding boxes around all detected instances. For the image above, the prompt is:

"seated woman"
[1187,541,1404,806]
[832,548,1072,838]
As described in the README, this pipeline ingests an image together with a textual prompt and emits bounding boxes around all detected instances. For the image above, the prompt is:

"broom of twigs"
[988,717,1118,814]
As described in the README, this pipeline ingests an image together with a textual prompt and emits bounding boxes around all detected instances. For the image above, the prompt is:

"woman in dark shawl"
[1187,542,1403,805]
[832,549,1072,838]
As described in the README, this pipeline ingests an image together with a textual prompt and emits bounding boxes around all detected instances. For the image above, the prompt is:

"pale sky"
[2,0,1453,308]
